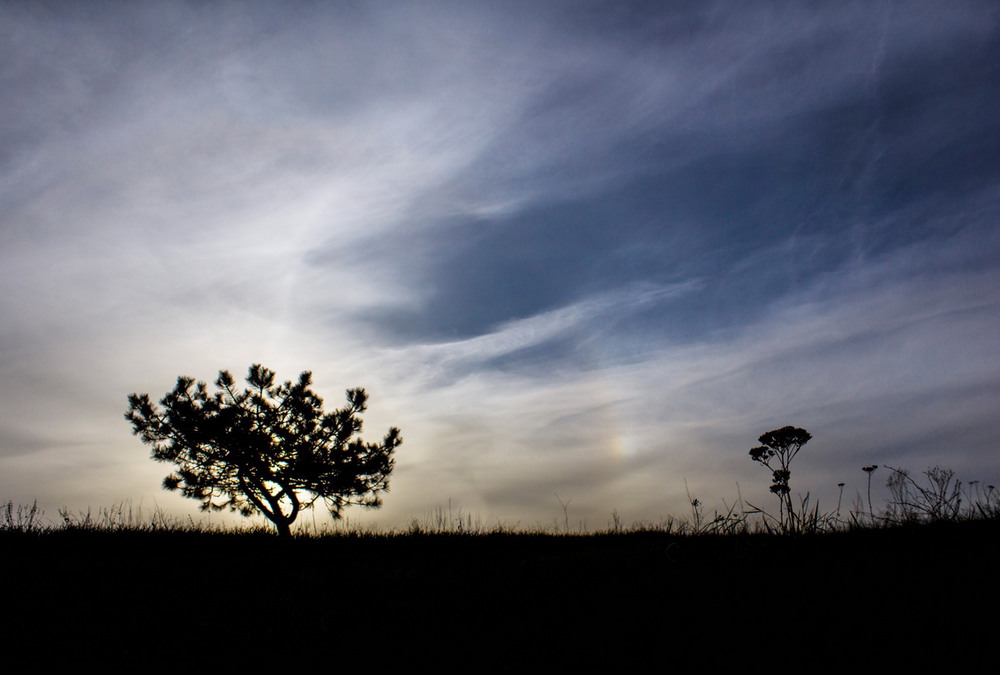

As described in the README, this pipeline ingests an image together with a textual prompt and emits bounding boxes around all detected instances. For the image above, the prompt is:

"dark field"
[3,518,997,667]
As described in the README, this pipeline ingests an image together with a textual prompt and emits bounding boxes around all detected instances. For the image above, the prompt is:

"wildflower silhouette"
[749,426,812,531]
[862,464,879,522]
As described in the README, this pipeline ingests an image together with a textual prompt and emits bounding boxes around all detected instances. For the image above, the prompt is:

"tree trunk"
[239,473,298,537]
[273,517,292,538]
[265,502,297,538]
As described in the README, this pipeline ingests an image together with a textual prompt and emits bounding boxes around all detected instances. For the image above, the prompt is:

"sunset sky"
[2,1,999,531]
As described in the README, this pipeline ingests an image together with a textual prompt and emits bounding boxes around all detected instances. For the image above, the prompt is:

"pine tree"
[126,364,401,537]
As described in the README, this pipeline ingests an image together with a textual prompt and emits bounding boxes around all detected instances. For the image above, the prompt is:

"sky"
[2,0,999,531]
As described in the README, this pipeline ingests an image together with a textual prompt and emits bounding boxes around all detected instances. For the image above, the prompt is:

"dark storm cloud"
[329,0,1000,356]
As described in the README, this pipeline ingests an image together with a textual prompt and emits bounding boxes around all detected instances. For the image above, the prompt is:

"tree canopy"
[125,364,401,536]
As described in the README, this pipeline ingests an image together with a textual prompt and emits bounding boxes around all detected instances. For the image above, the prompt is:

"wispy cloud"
[1,1,998,527]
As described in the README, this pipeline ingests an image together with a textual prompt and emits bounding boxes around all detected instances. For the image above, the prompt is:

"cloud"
[364,220,1000,524]
[1,1,998,528]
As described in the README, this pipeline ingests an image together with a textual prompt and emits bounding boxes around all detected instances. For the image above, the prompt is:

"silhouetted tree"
[126,364,402,537]
[749,426,811,530]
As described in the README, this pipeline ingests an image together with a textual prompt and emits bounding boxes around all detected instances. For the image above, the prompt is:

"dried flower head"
[749,446,774,463]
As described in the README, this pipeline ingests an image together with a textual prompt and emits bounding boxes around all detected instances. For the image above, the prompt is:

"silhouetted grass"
[4,512,997,666]
[4,482,998,667]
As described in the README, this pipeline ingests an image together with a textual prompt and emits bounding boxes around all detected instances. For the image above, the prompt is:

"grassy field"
[3,496,998,667]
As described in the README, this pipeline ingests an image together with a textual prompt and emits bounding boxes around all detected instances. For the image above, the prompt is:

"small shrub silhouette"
[125,364,402,537]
